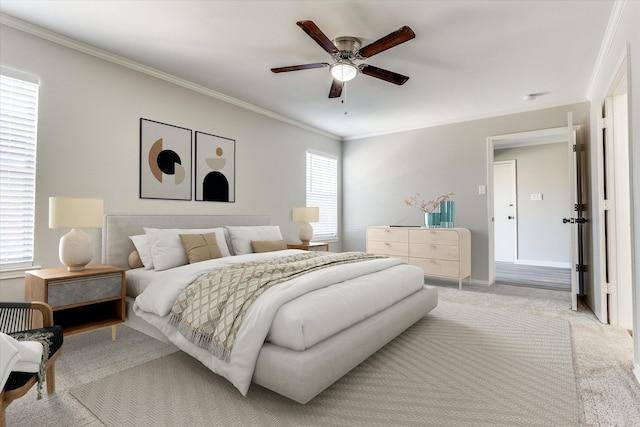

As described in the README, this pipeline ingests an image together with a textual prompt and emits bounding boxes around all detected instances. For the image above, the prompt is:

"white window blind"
[0,74,39,269]
[306,151,337,239]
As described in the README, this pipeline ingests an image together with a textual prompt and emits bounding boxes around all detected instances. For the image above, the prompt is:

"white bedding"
[125,267,155,298]
[266,263,423,350]
[132,250,423,395]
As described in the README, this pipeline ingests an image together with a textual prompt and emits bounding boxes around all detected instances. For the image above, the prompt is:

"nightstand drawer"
[48,273,122,308]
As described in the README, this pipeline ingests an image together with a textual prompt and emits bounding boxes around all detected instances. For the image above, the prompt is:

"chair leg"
[0,401,6,427]
[46,364,56,394]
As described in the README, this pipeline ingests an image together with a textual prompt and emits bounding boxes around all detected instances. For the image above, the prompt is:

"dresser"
[366,226,471,288]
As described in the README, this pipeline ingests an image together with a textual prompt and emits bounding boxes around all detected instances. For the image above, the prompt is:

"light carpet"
[66,301,578,427]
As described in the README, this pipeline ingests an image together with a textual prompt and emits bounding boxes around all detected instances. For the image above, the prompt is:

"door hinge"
[575,264,587,273]
[598,117,610,129]
[604,280,616,294]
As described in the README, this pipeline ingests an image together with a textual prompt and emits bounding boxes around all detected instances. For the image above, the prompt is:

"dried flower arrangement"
[404,192,454,213]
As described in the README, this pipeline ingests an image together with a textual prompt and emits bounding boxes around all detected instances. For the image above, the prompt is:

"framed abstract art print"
[139,118,192,200]
[195,131,235,202]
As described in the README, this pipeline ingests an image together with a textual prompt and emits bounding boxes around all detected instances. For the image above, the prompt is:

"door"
[493,160,517,262]
[566,113,579,311]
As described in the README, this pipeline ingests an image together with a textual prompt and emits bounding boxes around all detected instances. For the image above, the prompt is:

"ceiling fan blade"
[358,26,415,58]
[360,64,409,85]
[328,80,343,98]
[271,63,329,73]
[297,20,339,55]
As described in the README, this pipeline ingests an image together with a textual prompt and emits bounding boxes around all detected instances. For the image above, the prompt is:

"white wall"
[342,103,589,284]
[494,143,570,267]
[0,24,341,300]
[586,0,640,376]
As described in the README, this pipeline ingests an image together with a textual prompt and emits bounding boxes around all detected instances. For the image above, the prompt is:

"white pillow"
[226,226,283,255]
[144,227,231,271]
[129,234,154,270]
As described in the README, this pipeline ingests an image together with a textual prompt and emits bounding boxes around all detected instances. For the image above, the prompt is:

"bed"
[102,214,438,404]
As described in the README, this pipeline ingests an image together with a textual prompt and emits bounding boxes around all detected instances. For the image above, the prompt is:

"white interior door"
[493,160,517,262]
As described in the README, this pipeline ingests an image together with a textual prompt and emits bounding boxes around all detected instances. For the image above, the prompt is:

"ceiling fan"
[271,20,415,98]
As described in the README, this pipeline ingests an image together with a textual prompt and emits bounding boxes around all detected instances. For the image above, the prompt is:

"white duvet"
[133,250,424,395]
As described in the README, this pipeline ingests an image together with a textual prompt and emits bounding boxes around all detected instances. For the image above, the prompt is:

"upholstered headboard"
[102,214,271,269]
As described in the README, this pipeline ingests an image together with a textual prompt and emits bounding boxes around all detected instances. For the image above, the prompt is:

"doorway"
[488,128,575,296]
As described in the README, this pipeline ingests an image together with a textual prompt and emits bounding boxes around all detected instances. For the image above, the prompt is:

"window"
[306,151,338,239]
[0,72,39,270]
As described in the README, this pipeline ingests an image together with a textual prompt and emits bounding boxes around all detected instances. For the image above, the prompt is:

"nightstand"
[25,264,125,340]
[286,242,329,251]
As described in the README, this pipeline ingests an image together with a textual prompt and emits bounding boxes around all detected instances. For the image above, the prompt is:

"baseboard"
[634,363,640,385]
[471,279,491,286]
[515,259,571,269]
[423,277,490,287]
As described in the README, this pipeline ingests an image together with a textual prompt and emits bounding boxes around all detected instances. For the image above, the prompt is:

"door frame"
[599,53,633,329]
[486,127,574,285]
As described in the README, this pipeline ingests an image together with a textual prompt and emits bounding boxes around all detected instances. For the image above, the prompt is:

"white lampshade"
[293,207,319,244]
[49,197,104,271]
[330,62,358,82]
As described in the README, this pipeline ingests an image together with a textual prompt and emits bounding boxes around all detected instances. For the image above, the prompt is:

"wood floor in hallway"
[494,262,571,292]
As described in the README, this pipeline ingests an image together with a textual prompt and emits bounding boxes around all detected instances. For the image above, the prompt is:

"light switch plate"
[531,193,543,201]
[478,185,486,195]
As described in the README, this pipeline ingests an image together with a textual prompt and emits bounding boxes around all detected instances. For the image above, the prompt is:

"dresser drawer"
[409,258,460,278]
[48,273,122,308]
[410,243,460,261]
[367,227,409,243]
[409,229,459,245]
[367,240,409,257]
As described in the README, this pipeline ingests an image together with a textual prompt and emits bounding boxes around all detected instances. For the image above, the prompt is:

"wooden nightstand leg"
[112,325,117,341]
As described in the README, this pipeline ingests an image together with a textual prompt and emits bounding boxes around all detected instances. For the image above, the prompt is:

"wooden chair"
[0,302,63,427]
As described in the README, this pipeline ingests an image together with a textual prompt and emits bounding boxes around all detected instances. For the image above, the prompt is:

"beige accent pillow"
[251,239,288,253]
[179,233,223,264]
[128,250,144,269]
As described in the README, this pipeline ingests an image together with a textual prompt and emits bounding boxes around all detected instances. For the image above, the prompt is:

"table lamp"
[49,197,103,271]
[292,207,319,244]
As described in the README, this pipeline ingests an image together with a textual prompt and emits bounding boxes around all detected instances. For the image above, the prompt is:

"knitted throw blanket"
[10,330,54,399]
[169,251,384,362]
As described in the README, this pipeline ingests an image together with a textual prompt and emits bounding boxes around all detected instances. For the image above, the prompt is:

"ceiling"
[0,1,615,140]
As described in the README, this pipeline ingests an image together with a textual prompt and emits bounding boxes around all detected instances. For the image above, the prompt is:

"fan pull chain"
[342,82,348,115]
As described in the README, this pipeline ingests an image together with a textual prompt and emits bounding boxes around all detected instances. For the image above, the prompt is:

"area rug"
[70,301,579,426]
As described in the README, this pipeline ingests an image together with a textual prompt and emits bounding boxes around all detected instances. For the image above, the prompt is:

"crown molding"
[343,97,589,141]
[0,13,340,141]
[585,0,626,99]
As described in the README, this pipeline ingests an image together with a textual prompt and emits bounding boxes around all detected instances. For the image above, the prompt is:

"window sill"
[0,265,41,280]
[311,238,339,244]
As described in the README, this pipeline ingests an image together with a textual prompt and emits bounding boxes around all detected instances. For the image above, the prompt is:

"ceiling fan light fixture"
[330,61,358,82]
